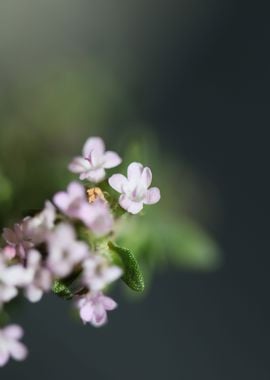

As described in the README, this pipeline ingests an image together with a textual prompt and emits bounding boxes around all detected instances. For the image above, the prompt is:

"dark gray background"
[1,0,269,379]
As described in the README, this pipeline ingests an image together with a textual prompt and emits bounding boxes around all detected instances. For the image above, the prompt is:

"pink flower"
[82,255,122,291]
[47,223,89,278]
[68,137,122,183]
[80,200,114,237]
[53,182,88,219]
[24,250,52,303]
[2,220,33,259]
[25,201,56,245]
[0,325,28,367]
[109,162,161,214]
[76,291,117,327]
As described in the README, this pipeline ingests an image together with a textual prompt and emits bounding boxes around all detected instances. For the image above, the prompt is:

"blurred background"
[0,0,269,379]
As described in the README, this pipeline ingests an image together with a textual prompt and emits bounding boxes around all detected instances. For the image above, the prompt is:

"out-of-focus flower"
[109,162,161,214]
[0,254,33,308]
[69,137,122,183]
[47,223,89,278]
[76,291,117,327]
[25,201,56,245]
[2,221,33,259]
[24,250,52,303]
[53,182,88,219]
[82,255,122,291]
[0,325,28,367]
[80,200,114,237]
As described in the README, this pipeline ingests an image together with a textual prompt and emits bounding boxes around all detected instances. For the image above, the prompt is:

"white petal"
[119,195,143,214]
[108,174,128,193]
[83,137,105,157]
[127,162,143,181]
[144,187,161,205]
[141,167,152,188]
[103,151,122,169]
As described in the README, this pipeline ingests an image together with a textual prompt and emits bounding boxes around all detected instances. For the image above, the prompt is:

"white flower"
[24,250,53,303]
[82,255,122,291]
[47,223,89,278]
[76,291,117,327]
[68,137,122,183]
[109,162,161,214]
[0,325,28,367]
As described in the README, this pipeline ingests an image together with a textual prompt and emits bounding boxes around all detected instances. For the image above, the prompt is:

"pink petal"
[9,341,28,361]
[127,162,143,181]
[92,305,107,327]
[108,174,128,193]
[141,167,152,188]
[2,228,17,245]
[53,192,69,211]
[83,137,105,157]
[80,303,94,322]
[0,350,9,367]
[119,195,143,214]
[101,296,117,311]
[103,151,122,169]
[67,182,86,199]
[4,325,23,340]
[144,187,161,205]
[68,157,90,173]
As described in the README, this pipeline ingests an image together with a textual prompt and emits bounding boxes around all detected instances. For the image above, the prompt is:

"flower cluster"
[0,137,160,367]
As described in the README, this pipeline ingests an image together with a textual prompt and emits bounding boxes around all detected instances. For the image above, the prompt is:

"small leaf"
[52,280,73,300]
[108,241,145,292]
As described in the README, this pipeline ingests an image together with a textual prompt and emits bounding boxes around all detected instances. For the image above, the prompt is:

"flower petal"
[119,195,143,214]
[53,192,69,211]
[3,325,23,340]
[127,162,143,181]
[86,168,106,183]
[144,187,161,204]
[83,137,105,157]
[9,341,28,361]
[68,157,90,173]
[67,182,86,199]
[80,303,94,323]
[101,295,118,310]
[0,350,9,367]
[103,151,122,169]
[2,228,18,245]
[108,174,128,193]
[141,167,152,188]
[92,305,107,327]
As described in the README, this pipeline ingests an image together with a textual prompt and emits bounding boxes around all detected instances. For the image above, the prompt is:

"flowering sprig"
[0,136,160,367]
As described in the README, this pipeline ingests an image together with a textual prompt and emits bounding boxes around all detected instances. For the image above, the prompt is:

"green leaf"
[52,280,73,300]
[108,241,145,292]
